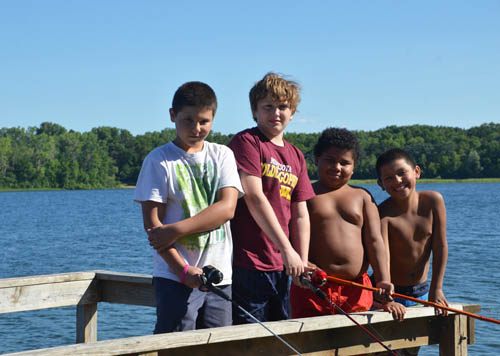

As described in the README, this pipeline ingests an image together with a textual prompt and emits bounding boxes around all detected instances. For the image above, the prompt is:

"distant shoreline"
[351,178,500,184]
[1,179,500,192]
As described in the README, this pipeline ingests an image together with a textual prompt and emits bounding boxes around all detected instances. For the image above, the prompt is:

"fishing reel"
[311,269,327,287]
[302,269,327,287]
[200,265,223,287]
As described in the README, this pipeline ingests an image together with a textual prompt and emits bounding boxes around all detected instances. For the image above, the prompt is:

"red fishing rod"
[315,270,500,326]
[299,274,398,356]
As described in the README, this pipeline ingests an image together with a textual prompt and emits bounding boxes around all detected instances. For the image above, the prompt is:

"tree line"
[0,122,499,189]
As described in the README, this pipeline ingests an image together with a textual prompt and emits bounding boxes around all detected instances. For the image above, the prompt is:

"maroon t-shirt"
[228,127,315,271]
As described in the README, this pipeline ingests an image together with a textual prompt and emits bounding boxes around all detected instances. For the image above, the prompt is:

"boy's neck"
[314,180,347,194]
[391,190,419,212]
[173,137,205,153]
[257,126,285,146]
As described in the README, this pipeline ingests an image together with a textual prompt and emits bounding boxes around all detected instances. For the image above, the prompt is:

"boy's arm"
[376,214,407,320]
[146,187,239,251]
[429,192,449,313]
[140,201,203,288]
[239,170,304,277]
[289,200,310,263]
[379,213,391,278]
[290,200,311,285]
[362,196,394,297]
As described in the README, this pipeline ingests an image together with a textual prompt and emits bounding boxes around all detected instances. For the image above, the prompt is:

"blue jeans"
[231,267,290,324]
[152,277,232,334]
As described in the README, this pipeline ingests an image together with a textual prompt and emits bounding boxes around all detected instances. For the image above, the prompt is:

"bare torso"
[308,183,370,279]
[379,191,436,286]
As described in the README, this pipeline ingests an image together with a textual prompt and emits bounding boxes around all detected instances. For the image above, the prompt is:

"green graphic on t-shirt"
[175,161,225,251]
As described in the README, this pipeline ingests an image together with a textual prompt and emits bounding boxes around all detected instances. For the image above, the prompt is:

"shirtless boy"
[376,148,449,314]
[290,128,393,317]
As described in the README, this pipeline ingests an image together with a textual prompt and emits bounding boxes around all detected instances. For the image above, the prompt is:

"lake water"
[1,184,499,355]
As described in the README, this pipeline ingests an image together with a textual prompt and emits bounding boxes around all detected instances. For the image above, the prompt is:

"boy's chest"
[388,212,433,242]
[310,193,363,226]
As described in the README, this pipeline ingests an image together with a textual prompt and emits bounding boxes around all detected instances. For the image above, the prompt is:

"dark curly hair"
[313,127,361,163]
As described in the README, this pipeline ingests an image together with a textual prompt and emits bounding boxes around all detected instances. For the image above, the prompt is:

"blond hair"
[249,72,300,121]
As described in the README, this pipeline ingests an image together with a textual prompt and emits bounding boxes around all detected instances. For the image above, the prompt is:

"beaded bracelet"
[181,264,189,285]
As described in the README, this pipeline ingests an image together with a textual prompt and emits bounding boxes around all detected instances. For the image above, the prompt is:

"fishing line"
[321,275,398,349]
[200,266,303,356]
[300,274,398,356]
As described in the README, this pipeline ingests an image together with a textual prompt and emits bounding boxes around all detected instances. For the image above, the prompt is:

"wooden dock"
[0,271,480,355]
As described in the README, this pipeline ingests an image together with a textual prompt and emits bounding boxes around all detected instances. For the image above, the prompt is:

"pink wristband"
[181,264,189,284]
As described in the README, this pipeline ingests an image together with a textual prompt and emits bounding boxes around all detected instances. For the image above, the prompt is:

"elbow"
[225,206,235,221]
[243,191,264,208]
[222,201,237,222]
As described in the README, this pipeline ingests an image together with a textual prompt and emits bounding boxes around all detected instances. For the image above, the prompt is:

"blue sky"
[1,1,499,136]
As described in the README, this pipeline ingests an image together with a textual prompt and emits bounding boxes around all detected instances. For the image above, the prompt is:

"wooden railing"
[0,271,480,355]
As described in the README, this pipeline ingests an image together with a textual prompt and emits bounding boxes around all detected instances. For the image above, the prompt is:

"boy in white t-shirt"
[134,81,243,333]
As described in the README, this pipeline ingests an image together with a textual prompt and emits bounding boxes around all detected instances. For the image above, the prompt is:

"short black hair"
[313,127,361,162]
[376,148,417,179]
[171,81,217,116]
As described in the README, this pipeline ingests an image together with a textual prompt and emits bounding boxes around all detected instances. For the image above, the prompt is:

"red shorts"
[290,273,373,318]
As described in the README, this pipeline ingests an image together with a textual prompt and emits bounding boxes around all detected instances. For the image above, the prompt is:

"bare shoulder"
[418,190,445,208]
[348,184,376,202]
[311,181,323,194]
[419,190,444,200]
[377,197,395,218]
[308,182,333,205]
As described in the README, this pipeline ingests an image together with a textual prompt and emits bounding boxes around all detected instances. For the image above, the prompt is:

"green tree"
[464,150,482,178]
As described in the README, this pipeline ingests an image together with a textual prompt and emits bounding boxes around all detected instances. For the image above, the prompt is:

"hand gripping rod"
[299,275,397,356]
[199,266,303,355]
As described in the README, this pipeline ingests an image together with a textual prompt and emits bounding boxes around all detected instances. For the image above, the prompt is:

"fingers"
[384,302,406,321]
[434,298,449,316]
[393,308,405,321]
[184,267,203,289]
[395,304,406,321]
[306,261,318,270]
[285,265,304,277]
[283,258,305,277]
[430,293,449,316]
[303,264,316,273]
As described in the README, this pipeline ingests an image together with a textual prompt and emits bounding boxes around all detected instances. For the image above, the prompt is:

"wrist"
[281,241,296,254]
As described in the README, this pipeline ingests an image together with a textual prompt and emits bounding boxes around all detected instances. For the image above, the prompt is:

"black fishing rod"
[299,273,398,356]
[200,266,303,356]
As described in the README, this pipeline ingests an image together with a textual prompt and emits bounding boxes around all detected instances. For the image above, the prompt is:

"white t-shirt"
[134,141,243,285]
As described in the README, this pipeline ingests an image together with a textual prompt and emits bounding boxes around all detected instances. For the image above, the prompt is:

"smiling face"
[316,146,355,190]
[253,94,294,141]
[170,106,214,153]
[378,158,421,199]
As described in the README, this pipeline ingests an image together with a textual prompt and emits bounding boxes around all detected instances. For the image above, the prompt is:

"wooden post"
[439,313,468,356]
[76,303,98,343]
[463,304,480,345]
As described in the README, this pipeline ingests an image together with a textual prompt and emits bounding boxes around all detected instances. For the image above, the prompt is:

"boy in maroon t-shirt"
[228,72,315,324]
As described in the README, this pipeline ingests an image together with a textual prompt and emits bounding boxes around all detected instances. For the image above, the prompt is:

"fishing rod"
[299,274,398,356]
[200,266,303,356]
[314,270,500,325]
